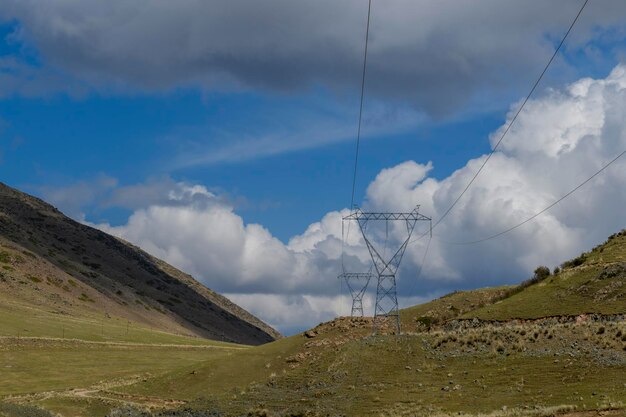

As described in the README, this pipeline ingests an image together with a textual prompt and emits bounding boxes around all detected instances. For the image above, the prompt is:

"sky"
[1,0,626,335]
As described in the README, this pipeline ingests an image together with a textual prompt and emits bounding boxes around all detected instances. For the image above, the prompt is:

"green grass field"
[2,306,625,417]
[1,230,625,417]
[0,337,244,417]
[116,320,626,416]
[0,291,240,346]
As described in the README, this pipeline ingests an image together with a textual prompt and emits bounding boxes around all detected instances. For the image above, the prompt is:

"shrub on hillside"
[415,316,437,330]
[533,266,551,282]
[515,265,551,291]
[561,253,587,269]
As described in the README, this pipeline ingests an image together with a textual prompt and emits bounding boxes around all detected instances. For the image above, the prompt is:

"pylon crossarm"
[343,207,430,222]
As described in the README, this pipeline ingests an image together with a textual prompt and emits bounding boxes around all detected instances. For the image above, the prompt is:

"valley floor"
[1,317,624,417]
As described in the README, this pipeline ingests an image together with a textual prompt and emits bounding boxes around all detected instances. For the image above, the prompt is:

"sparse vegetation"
[27,275,42,283]
[107,406,223,417]
[532,265,551,282]
[78,292,95,302]
[0,251,10,264]
[561,253,588,269]
[0,403,55,417]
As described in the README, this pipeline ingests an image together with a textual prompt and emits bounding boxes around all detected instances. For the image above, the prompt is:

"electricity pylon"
[338,272,374,317]
[343,205,431,334]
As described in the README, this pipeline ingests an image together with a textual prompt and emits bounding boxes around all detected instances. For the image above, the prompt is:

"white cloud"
[95,191,368,298]
[2,0,626,114]
[89,65,626,335]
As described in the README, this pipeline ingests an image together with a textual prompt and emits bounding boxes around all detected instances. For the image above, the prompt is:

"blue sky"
[1,86,506,240]
[2,1,626,334]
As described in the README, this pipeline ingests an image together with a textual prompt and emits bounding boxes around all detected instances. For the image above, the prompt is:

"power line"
[344,0,592,301]
[431,0,589,231]
[407,0,590,249]
[407,145,623,287]
[342,0,372,276]
[350,0,372,210]
[436,148,626,245]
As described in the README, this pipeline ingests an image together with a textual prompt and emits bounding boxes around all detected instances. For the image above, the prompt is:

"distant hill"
[0,182,280,345]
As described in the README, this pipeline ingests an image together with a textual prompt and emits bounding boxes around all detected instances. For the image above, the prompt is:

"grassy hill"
[400,285,514,330]
[1,212,624,416]
[108,229,626,416]
[0,182,279,345]
[463,230,626,320]
[115,316,625,417]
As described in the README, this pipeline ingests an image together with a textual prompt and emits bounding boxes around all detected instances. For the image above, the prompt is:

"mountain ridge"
[0,181,280,345]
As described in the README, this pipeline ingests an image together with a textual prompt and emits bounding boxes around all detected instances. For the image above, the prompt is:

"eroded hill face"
[0,182,280,345]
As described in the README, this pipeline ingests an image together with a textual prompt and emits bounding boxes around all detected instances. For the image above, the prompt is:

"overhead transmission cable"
[430,0,589,232]
[342,0,373,276]
[437,148,626,245]
[350,0,372,211]
[407,0,590,248]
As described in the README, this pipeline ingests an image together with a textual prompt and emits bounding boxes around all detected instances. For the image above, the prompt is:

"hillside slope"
[464,229,626,320]
[0,182,280,345]
[3,230,625,416]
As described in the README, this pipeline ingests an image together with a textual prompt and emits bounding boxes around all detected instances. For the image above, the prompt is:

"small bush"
[516,265,551,290]
[533,266,551,282]
[415,316,436,330]
[561,253,587,269]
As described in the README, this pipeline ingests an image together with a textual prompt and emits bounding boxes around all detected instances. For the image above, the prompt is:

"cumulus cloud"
[395,65,626,291]
[36,175,242,218]
[96,200,361,296]
[84,65,626,334]
[2,0,626,114]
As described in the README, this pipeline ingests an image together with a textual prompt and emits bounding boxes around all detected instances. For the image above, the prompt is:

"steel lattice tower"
[343,205,431,334]
[338,272,374,317]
